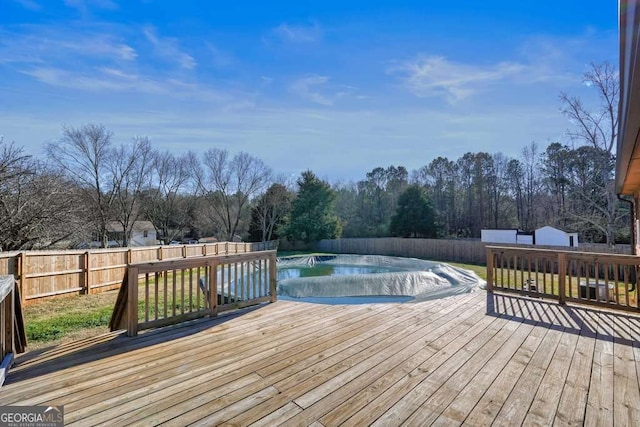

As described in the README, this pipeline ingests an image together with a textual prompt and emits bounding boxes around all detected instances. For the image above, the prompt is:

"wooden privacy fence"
[315,238,631,265]
[109,250,277,336]
[486,245,640,312]
[0,241,278,304]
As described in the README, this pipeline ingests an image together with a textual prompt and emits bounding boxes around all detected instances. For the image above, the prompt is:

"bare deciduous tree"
[0,138,85,250]
[141,151,197,243]
[47,123,116,247]
[111,137,154,246]
[196,149,272,241]
[560,61,619,244]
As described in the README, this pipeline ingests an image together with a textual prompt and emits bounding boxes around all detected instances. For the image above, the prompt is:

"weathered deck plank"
[584,311,615,426]
[1,291,639,427]
[611,311,640,426]
[553,306,599,426]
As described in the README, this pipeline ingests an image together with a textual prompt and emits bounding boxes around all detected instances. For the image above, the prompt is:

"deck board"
[553,306,599,426]
[2,291,640,426]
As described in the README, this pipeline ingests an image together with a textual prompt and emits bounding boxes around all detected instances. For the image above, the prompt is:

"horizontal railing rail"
[110,250,278,336]
[486,246,640,312]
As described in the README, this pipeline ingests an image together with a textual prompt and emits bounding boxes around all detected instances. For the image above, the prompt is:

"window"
[143,230,148,238]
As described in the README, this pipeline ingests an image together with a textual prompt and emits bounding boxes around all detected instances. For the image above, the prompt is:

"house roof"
[198,236,218,243]
[106,221,156,233]
[616,1,640,195]
[535,225,577,235]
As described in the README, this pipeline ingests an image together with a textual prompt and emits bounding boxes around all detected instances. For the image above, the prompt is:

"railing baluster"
[558,252,566,305]
[172,269,177,317]
[161,271,167,318]
[240,261,245,301]
[144,273,149,323]
[154,272,159,320]
[234,262,239,303]
[180,269,185,315]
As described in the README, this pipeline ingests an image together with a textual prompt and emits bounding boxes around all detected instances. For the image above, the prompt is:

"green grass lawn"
[448,262,487,281]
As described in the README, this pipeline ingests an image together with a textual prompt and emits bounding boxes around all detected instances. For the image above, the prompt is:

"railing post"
[2,282,15,357]
[127,266,139,336]
[269,253,277,303]
[485,247,494,293]
[558,252,566,305]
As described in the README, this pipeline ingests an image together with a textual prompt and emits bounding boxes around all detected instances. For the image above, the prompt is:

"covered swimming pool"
[276,254,485,304]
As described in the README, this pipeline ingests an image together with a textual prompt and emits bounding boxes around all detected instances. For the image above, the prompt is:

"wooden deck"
[1,291,640,426]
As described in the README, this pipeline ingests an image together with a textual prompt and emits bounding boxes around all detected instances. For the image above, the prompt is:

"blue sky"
[1,0,618,182]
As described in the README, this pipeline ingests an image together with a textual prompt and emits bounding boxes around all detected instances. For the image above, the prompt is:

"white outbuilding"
[534,226,578,247]
[481,226,578,248]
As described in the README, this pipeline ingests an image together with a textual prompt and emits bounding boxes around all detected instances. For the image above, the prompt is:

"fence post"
[558,252,566,305]
[269,253,277,303]
[84,251,90,295]
[17,252,24,305]
[485,247,494,293]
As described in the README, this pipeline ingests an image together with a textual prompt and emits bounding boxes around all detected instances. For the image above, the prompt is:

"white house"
[481,226,578,248]
[107,220,158,247]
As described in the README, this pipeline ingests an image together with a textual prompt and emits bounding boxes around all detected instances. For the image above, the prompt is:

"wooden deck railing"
[486,246,640,312]
[0,240,278,304]
[109,250,278,336]
[0,276,26,387]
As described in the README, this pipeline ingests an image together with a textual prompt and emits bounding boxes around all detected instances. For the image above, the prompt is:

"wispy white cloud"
[272,22,322,43]
[64,0,118,11]
[13,0,41,11]
[205,42,234,68]
[21,67,143,92]
[289,75,359,106]
[516,31,616,84]
[290,75,333,105]
[0,28,136,64]
[391,55,525,104]
[19,66,227,102]
[143,26,196,70]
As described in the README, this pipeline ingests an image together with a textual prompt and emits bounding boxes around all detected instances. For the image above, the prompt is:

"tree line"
[0,62,626,250]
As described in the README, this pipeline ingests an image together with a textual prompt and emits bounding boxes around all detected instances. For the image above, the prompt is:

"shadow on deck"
[487,292,640,346]
[1,291,639,426]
